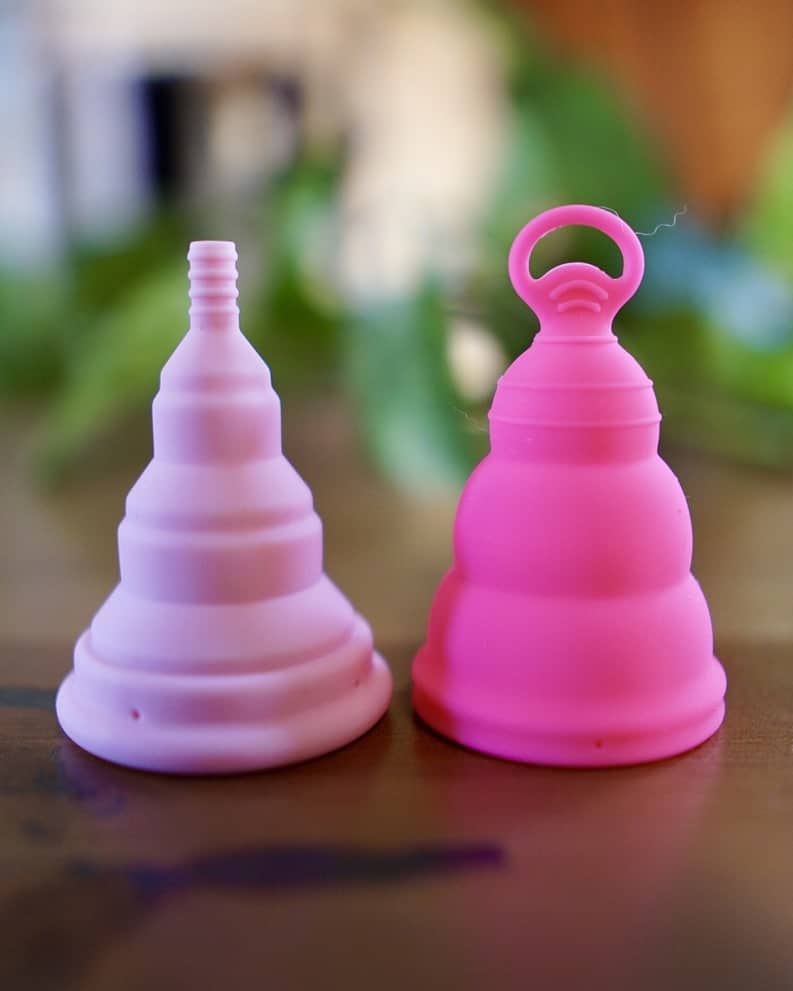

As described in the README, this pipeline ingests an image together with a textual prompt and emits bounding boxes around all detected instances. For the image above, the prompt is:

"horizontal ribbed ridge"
[187,241,239,332]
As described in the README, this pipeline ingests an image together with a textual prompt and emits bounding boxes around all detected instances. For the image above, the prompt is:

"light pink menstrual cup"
[56,241,392,773]
[412,204,726,766]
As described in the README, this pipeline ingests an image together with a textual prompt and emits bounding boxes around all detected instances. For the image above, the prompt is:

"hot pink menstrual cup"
[56,241,392,773]
[412,205,726,766]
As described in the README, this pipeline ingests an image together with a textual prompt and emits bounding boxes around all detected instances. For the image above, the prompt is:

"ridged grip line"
[188,241,239,332]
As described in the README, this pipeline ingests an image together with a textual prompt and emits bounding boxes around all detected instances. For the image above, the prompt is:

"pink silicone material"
[412,205,726,766]
[56,241,392,774]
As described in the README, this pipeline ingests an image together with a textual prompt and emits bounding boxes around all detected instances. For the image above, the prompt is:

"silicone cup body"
[412,205,726,766]
[56,241,392,774]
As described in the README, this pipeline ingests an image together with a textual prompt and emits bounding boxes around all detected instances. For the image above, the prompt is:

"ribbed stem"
[188,241,239,332]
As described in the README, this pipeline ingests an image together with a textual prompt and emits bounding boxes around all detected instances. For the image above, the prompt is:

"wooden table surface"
[4,406,793,989]
[2,640,793,990]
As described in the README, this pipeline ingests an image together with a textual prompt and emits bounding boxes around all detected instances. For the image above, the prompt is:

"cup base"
[57,653,391,774]
[412,660,726,767]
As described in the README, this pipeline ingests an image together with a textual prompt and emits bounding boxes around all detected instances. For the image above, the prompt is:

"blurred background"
[4,0,793,648]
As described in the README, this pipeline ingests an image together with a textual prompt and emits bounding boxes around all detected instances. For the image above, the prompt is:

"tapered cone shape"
[56,241,391,773]
[412,205,726,766]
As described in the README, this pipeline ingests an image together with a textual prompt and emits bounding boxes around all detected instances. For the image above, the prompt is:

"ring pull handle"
[508,205,644,329]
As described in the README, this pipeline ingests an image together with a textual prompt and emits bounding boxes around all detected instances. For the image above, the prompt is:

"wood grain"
[1,639,793,990]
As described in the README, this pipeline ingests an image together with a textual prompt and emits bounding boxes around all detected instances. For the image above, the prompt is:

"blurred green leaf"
[740,120,793,280]
[346,281,478,490]
[68,209,189,314]
[474,106,555,357]
[250,156,342,386]
[512,53,668,220]
[656,385,793,468]
[476,37,672,367]
[0,271,73,399]
[623,307,793,466]
[37,262,187,482]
